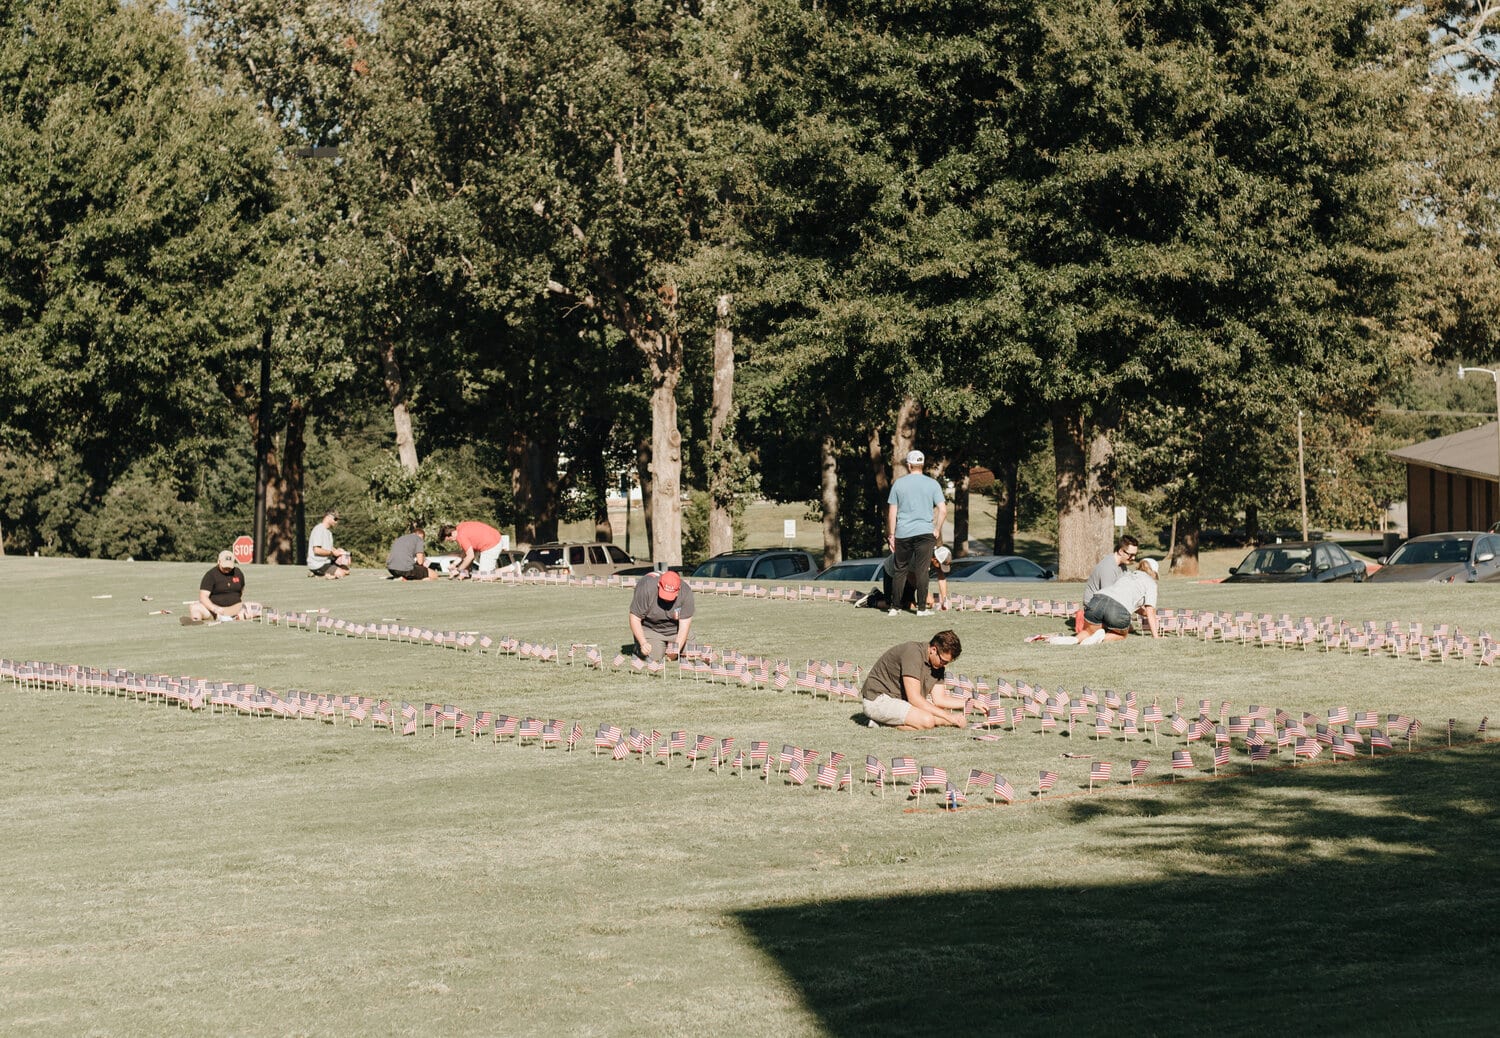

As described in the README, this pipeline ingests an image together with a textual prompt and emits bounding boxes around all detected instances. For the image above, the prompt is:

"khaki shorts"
[863,693,910,727]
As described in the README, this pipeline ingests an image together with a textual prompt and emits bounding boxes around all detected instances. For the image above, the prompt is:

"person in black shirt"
[186,550,249,623]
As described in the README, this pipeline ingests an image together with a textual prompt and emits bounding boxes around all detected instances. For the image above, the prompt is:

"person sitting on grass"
[185,550,255,624]
[858,629,967,730]
[386,523,435,581]
[1073,556,1161,644]
[307,509,350,579]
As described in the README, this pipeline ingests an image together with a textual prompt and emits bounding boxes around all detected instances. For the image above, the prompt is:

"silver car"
[945,555,1056,582]
[1369,532,1500,583]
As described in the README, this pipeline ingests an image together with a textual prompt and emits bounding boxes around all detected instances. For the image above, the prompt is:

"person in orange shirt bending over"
[438,521,504,578]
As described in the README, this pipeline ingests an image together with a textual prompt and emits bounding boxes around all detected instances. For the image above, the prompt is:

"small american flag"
[865,755,884,780]
[1294,737,1321,760]
[567,721,584,749]
[611,739,629,760]
[1250,741,1270,762]
[788,759,808,785]
[595,723,621,749]
[890,757,918,778]
[1213,745,1230,770]
[815,762,837,788]
[1090,761,1112,784]
[1037,770,1058,793]
[1170,749,1193,771]
[1129,758,1149,779]
[992,775,1015,803]
[749,740,769,762]
[918,765,948,792]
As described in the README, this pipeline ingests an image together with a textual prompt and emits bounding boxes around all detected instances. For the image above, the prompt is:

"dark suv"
[691,548,818,581]
[521,542,636,578]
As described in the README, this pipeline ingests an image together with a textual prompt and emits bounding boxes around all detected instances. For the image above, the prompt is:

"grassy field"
[2,556,1498,1036]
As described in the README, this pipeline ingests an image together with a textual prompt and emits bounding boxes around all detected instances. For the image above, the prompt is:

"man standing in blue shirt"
[886,450,947,617]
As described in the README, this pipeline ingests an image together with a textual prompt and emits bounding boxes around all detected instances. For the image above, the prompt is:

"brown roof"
[1388,422,1500,481]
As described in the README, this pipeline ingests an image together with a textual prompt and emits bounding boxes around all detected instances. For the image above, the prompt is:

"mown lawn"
[1,556,1496,1035]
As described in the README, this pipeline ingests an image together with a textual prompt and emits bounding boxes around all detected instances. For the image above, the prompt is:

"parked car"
[1368,532,1500,583]
[427,550,524,577]
[944,555,1055,583]
[691,548,818,581]
[1224,541,1367,583]
[813,557,886,582]
[520,541,637,579]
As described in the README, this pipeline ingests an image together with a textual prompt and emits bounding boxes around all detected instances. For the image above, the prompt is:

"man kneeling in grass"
[859,630,967,730]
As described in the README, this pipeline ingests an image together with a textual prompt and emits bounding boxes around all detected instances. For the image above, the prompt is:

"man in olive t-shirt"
[859,630,967,730]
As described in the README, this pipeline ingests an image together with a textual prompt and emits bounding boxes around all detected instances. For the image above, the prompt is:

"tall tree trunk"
[1051,405,1113,580]
[381,340,419,473]
[1172,516,1202,576]
[866,427,890,496]
[992,455,1018,555]
[636,437,654,558]
[708,294,735,557]
[277,401,307,566]
[1244,504,1259,545]
[510,432,560,545]
[583,419,613,543]
[820,429,841,565]
[890,394,922,480]
[952,466,969,553]
[635,323,683,566]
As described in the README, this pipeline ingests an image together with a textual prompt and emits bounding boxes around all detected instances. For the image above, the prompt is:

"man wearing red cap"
[628,570,695,660]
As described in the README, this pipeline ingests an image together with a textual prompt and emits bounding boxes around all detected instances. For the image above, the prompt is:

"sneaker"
[914,609,934,617]
[887,609,900,616]
[861,715,878,728]
[1080,629,1107,646]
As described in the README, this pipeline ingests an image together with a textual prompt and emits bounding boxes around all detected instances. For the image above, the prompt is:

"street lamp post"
[1457,365,1500,522]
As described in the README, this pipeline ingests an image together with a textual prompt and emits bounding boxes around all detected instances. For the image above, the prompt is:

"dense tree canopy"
[1,0,1496,564]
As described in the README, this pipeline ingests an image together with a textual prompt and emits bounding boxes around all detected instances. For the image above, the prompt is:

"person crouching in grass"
[858,630,967,730]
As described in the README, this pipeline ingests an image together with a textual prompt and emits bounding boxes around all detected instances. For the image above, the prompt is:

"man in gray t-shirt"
[1083,535,1139,605]
[859,630,967,729]
[386,526,434,581]
[629,571,696,659]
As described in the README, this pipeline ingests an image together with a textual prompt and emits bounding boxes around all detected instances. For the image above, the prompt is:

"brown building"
[1388,423,1500,536]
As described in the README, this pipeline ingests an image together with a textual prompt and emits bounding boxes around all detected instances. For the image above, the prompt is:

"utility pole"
[1297,410,1309,541]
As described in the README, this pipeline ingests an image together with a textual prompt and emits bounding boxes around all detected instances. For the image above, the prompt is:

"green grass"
[2,556,1498,1035]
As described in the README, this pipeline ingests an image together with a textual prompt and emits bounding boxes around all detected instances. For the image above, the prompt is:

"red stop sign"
[232,536,254,564]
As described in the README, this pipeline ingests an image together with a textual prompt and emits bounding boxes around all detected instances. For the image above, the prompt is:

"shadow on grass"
[733,745,1500,1037]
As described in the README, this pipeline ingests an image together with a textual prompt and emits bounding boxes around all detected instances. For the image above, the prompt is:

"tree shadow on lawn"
[733,745,1500,1037]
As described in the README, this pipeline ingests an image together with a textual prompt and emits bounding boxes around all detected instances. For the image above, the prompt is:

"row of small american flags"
[351,571,1500,668]
[1148,610,1500,664]
[7,656,1492,811]
[254,606,871,699]
[250,604,1482,765]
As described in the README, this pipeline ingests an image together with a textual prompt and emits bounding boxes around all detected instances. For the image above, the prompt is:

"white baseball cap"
[905,450,924,466]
